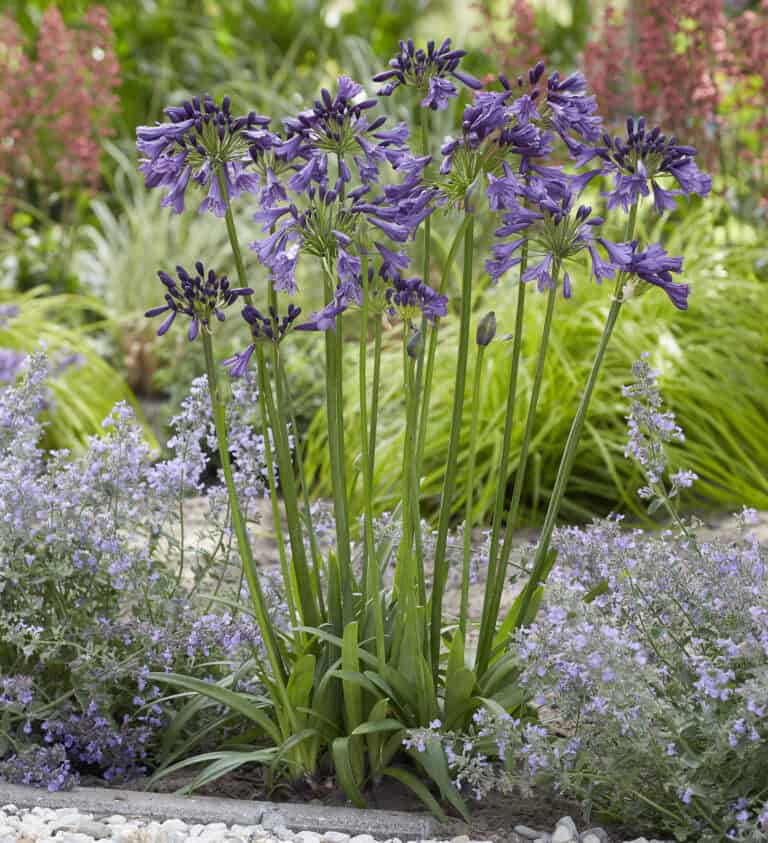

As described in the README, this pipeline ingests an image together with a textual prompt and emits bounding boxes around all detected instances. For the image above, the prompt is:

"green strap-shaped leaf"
[381,767,447,822]
[331,737,367,808]
[148,672,282,744]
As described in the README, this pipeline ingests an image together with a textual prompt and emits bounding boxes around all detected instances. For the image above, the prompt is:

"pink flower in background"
[0,6,120,215]
[584,4,628,118]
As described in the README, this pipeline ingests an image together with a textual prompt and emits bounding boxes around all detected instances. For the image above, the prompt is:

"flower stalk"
[200,330,287,685]
[513,204,639,632]
[430,210,475,675]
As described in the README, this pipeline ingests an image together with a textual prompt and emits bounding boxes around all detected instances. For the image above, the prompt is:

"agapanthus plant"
[130,43,706,821]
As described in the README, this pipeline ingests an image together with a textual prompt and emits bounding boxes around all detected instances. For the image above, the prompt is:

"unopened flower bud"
[407,329,424,359]
[476,311,496,347]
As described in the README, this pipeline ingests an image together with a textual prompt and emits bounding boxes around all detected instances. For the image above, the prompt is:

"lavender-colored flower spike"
[599,117,712,213]
[373,38,482,107]
[137,95,273,215]
[145,262,252,341]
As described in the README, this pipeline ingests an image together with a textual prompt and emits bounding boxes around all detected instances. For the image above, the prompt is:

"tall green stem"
[477,281,557,666]
[217,170,249,294]
[513,204,639,631]
[201,332,287,685]
[410,106,433,568]
[460,344,486,638]
[429,211,475,676]
[369,318,382,479]
[322,266,353,618]
[415,215,471,476]
[214,172,318,627]
[397,328,425,605]
[475,246,528,675]
[256,345,320,627]
[359,255,386,668]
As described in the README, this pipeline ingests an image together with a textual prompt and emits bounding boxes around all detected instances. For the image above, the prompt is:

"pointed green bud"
[476,311,496,347]
[407,328,424,360]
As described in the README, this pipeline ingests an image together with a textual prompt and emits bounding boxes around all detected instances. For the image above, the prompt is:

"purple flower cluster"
[145,262,252,341]
[599,117,713,213]
[487,181,628,298]
[137,94,268,215]
[385,276,448,324]
[0,745,78,792]
[41,701,162,783]
[373,38,482,108]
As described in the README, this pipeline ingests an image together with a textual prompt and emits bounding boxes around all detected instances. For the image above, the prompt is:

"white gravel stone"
[349,835,377,843]
[552,816,579,843]
[322,833,350,843]
[515,828,547,841]
[582,830,610,843]
[295,831,323,843]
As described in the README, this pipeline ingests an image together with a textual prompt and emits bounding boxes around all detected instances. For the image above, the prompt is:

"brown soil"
[101,766,634,843]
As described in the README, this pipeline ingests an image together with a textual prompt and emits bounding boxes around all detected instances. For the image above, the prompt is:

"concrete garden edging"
[0,783,436,840]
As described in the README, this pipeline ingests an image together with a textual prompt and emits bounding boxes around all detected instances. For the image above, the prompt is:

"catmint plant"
[0,356,275,789]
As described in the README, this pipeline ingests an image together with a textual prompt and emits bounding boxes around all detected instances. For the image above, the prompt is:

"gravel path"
[0,804,486,843]
[0,804,673,843]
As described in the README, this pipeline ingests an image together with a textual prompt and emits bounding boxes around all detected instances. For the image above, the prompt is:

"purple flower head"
[137,95,272,215]
[373,38,482,106]
[487,183,619,294]
[385,276,448,323]
[600,117,712,214]
[281,76,406,186]
[145,262,252,341]
[620,241,689,310]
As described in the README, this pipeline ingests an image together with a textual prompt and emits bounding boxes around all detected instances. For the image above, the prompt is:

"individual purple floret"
[373,38,482,107]
[137,94,271,216]
[384,276,448,323]
[599,117,712,213]
[145,262,253,341]
[619,241,689,310]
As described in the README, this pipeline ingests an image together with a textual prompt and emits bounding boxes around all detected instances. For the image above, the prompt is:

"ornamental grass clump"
[133,41,710,815]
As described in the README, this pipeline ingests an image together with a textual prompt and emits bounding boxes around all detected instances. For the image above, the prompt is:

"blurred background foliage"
[1,0,766,517]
